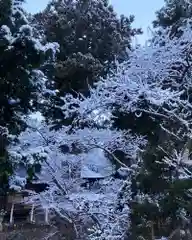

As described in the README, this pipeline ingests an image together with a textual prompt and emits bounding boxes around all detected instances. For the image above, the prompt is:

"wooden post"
[0,209,5,232]
[10,203,14,224]
[30,204,35,223]
[45,207,49,224]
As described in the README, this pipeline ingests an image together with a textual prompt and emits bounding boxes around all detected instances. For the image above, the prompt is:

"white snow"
[81,148,115,178]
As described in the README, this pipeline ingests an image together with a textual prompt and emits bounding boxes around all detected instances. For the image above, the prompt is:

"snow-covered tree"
[8,112,145,239]
[60,23,192,138]
[8,21,192,239]
[32,0,142,127]
[0,0,59,130]
[50,23,192,239]
[153,0,192,37]
[0,0,59,195]
[5,1,192,239]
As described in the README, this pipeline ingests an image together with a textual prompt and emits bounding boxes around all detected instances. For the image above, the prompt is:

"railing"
[0,192,49,231]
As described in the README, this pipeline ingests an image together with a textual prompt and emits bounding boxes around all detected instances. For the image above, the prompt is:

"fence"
[0,191,49,229]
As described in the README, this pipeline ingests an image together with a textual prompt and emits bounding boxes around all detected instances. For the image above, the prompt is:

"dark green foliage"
[0,30,44,130]
[126,4,192,237]
[129,134,192,239]
[32,0,142,128]
[0,0,12,27]
[0,0,56,194]
[153,0,192,37]
[0,127,12,195]
[34,0,141,95]
[0,0,46,130]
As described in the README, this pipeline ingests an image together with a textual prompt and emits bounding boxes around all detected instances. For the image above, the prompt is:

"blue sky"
[24,0,165,44]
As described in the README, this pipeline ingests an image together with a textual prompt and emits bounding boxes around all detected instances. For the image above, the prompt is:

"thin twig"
[43,230,59,240]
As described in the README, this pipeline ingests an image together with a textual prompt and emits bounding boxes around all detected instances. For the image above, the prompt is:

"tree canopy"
[2,0,192,239]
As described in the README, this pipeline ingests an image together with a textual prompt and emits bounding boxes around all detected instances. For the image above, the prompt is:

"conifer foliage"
[0,0,57,195]
[153,0,192,37]
[0,0,54,130]
[34,0,141,95]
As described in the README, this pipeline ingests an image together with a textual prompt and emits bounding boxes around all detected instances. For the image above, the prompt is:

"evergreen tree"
[128,23,192,240]
[1,0,38,129]
[0,126,12,196]
[34,0,141,94]
[33,0,141,126]
[153,0,192,37]
[33,0,142,94]
[0,0,58,195]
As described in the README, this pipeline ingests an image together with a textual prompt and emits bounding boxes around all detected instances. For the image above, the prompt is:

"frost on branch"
[8,18,192,239]
[11,0,28,25]
[8,116,145,239]
[49,24,192,239]
[59,24,192,138]
[161,141,192,179]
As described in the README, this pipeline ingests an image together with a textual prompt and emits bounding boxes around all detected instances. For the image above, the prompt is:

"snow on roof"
[81,148,115,178]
